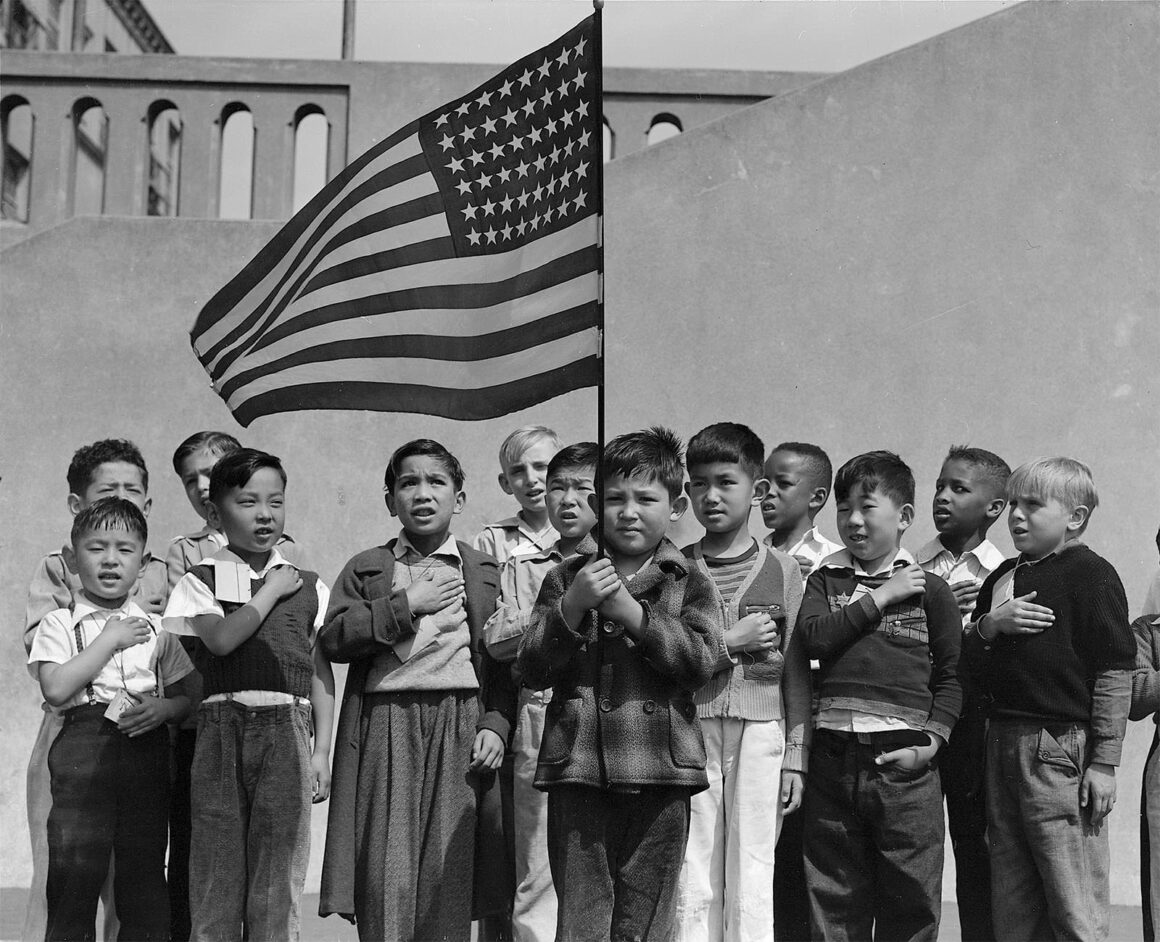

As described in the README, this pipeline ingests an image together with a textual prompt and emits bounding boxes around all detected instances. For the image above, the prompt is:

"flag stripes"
[190,14,602,426]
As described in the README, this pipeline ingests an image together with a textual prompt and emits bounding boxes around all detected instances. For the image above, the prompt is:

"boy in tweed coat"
[518,427,720,942]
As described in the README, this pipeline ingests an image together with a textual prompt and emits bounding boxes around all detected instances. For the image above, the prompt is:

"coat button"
[642,699,656,714]
[599,697,612,712]
[683,704,696,720]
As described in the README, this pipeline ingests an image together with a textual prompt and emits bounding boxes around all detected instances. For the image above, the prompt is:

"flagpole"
[593,0,606,553]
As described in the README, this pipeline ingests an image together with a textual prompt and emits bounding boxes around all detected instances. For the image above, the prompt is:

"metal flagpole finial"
[593,0,604,9]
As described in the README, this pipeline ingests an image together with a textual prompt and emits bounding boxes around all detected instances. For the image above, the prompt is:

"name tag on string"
[213,560,252,604]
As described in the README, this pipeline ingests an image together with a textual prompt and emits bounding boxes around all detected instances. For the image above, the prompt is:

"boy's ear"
[670,494,689,522]
[497,472,514,496]
[898,502,915,532]
[453,489,467,515]
[384,492,398,517]
[985,497,1007,521]
[1067,505,1090,533]
[67,493,83,516]
[141,496,153,518]
[808,487,829,513]
[206,500,223,530]
[752,478,770,505]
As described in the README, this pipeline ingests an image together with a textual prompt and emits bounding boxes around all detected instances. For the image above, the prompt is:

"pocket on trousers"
[1036,726,1083,776]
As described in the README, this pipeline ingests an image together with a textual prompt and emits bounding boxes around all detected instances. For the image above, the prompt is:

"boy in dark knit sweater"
[676,423,811,941]
[518,427,719,942]
[963,456,1134,941]
[797,451,961,942]
[163,449,335,942]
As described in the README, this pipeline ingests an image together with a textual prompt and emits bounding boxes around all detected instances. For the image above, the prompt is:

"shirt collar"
[915,536,1005,570]
[209,545,289,577]
[821,546,916,576]
[69,597,147,627]
[393,531,462,562]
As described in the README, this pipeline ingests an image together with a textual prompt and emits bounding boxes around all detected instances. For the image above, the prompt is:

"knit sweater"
[517,537,720,793]
[963,542,1134,764]
[682,540,811,772]
[798,565,962,743]
[188,562,317,699]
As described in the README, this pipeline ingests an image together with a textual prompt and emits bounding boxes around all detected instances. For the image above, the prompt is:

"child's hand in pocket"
[875,733,939,771]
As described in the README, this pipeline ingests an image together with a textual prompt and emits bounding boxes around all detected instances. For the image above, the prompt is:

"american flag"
[191,15,601,426]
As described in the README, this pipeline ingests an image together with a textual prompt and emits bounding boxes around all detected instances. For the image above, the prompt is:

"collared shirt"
[484,541,566,660]
[29,599,194,710]
[162,546,329,638]
[766,526,844,583]
[165,526,309,592]
[815,546,923,735]
[365,532,478,691]
[1143,569,1160,619]
[917,536,1006,625]
[474,513,559,565]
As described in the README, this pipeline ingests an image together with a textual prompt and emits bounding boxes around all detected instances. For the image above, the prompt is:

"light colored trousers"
[676,717,786,942]
[1146,736,1160,935]
[24,706,119,942]
[512,687,557,942]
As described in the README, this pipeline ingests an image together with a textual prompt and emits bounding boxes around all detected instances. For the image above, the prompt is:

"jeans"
[189,700,313,942]
[803,729,943,942]
[549,784,691,942]
[986,720,1110,941]
[677,717,785,942]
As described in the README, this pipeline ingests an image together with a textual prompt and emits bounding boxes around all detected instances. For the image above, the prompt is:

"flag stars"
[516,189,531,208]
[467,229,481,245]
[549,145,562,166]
[578,129,592,149]
[519,68,534,87]
[521,99,537,119]
[490,141,506,160]
[456,101,472,118]
[537,59,551,79]
[498,78,514,98]
[482,198,497,217]
[540,89,554,109]
[500,194,514,213]
[478,171,494,189]
[485,228,498,244]
[556,47,570,69]
[557,79,570,101]
[545,117,559,136]
[576,160,590,179]
[559,110,574,129]
[447,156,465,174]
[462,204,479,221]
[502,223,513,240]
[501,108,519,127]
[435,112,451,128]
[458,125,477,143]
[516,219,528,237]
[439,133,456,152]
[562,139,576,159]
[456,179,473,196]
[476,90,493,108]
[528,127,543,145]
[574,37,586,57]
[498,167,513,183]
[577,100,589,119]
[468,150,486,167]
[573,191,587,212]
[480,116,498,136]
[572,69,587,92]
[515,160,530,179]
[533,154,548,173]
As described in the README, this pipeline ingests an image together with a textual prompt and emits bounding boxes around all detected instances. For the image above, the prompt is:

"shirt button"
[642,699,656,714]
[599,697,612,713]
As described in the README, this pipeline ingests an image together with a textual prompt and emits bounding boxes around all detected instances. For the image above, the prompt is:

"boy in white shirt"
[762,442,843,582]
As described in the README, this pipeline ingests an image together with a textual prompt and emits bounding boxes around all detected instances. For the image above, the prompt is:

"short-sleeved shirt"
[474,514,558,566]
[916,537,1006,625]
[162,546,329,638]
[164,526,310,592]
[29,599,194,710]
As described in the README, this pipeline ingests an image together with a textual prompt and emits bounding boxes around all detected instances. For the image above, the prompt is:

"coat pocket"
[538,697,580,766]
[668,699,706,769]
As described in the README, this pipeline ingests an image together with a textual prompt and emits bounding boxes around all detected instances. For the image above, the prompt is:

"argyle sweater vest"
[189,563,318,699]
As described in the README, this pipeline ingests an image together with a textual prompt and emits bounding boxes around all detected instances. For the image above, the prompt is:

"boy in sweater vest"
[798,451,961,941]
[963,457,1134,940]
[163,449,335,942]
[675,423,811,942]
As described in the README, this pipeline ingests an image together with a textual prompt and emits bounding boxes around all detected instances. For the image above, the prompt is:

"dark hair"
[384,439,465,493]
[603,426,685,500]
[172,431,242,474]
[70,496,148,546]
[833,450,915,506]
[67,439,149,495]
[208,448,287,504]
[769,442,833,496]
[548,442,600,481]
[686,423,764,481]
[944,445,1011,496]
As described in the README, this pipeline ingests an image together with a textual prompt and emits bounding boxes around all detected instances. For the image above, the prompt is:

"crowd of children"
[18,424,1158,942]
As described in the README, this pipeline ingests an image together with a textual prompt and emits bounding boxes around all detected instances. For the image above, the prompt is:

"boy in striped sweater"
[676,423,811,942]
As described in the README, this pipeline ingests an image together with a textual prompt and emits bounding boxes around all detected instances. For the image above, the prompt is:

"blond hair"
[498,425,560,472]
[1007,456,1099,533]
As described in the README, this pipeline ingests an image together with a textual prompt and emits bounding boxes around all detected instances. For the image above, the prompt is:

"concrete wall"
[2,0,1157,906]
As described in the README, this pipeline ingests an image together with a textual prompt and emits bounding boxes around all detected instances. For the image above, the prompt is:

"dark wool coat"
[316,541,511,922]
[517,537,721,793]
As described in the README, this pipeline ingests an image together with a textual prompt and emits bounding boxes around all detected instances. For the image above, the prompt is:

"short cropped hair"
[833,450,915,507]
[770,441,834,494]
[548,442,600,481]
[384,439,465,493]
[1007,457,1099,525]
[209,449,287,504]
[686,423,765,481]
[71,496,148,546]
[945,445,1011,496]
[603,426,685,500]
[498,425,560,471]
[172,431,242,474]
[67,439,149,495]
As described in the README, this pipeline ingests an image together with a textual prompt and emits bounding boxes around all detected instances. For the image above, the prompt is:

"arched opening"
[292,105,329,213]
[2,96,34,223]
[147,100,182,217]
[646,113,683,148]
[71,98,107,216]
[602,116,614,164]
[218,103,254,219]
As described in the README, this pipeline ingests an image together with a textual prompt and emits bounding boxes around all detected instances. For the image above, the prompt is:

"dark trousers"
[803,729,943,942]
[774,802,811,941]
[169,725,197,942]
[46,704,171,942]
[941,701,993,942]
[548,784,690,942]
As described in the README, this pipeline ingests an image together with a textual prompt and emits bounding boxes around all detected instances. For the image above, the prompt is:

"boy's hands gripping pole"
[562,557,646,638]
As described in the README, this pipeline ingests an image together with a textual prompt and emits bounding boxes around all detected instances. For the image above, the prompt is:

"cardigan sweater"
[317,540,508,921]
[682,540,811,772]
[963,543,1134,764]
[798,565,962,743]
[187,562,317,699]
[517,537,720,793]
[1130,613,1160,725]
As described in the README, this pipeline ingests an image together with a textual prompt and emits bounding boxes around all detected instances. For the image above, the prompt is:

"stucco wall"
[2,0,1157,906]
